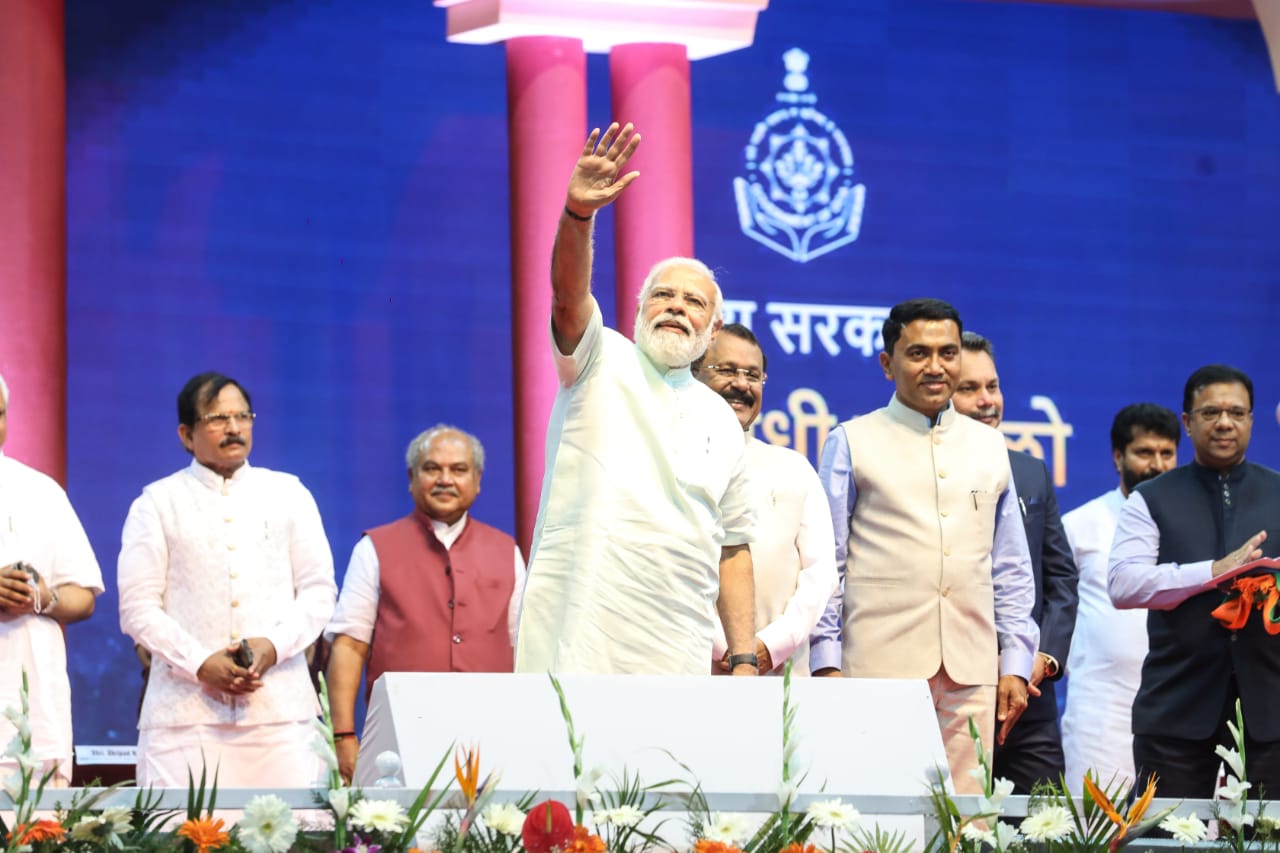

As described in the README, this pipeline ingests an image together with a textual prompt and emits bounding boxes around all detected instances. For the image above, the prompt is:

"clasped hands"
[197,637,278,695]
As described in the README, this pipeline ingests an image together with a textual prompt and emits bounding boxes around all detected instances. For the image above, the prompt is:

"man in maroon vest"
[325,424,525,782]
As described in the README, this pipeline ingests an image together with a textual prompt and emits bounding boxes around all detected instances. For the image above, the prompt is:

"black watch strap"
[727,652,759,669]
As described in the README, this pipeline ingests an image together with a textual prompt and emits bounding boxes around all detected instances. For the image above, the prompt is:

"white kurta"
[326,512,526,646]
[119,460,336,764]
[516,299,754,675]
[1061,488,1147,794]
[0,452,104,782]
[712,436,837,674]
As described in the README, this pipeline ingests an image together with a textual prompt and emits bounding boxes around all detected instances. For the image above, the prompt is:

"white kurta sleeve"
[118,493,209,682]
[508,545,527,648]
[756,464,840,665]
[263,482,337,663]
[325,535,380,643]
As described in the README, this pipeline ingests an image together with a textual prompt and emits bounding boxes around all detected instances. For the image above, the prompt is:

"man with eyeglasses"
[693,325,837,676]
[515,122,758,676]
[119,371,336,789]
[0,372,103,788]
[1109,364,1280,798]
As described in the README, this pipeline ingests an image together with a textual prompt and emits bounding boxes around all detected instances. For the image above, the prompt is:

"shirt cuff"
[809,636,842,673]
[756,622,794,672]
[999,647,1036,682]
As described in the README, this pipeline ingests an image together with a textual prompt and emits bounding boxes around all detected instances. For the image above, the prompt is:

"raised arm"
[552,122,641,353]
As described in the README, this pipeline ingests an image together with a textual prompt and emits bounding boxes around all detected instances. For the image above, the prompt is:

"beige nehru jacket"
[840,398,1012,686]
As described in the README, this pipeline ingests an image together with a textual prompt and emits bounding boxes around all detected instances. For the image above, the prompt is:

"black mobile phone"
[233,638,254,669]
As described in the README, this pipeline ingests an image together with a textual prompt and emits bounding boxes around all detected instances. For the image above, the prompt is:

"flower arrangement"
[5,663,1276,853]
[926,717,1179,853]
[1212,572,1280,634]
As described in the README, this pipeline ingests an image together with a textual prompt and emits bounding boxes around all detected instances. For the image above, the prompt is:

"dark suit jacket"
[1008,450,1080,723]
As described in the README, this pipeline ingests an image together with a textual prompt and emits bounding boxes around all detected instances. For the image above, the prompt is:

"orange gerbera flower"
[176,816,231,852]
[779,844,820,853]
[694,841,745,853]
[563,825,606,853]
[8,819,67,845]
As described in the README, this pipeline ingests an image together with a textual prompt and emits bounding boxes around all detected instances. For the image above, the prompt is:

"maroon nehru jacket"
[363,511,515,699]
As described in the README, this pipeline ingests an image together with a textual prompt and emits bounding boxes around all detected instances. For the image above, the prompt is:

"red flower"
[779,844,820,853]
[522,800,574,853]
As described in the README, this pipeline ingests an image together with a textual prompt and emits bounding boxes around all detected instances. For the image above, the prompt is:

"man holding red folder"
[1108,364,1280,798]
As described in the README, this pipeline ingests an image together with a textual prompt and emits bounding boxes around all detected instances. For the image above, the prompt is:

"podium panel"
[357,673,947,798]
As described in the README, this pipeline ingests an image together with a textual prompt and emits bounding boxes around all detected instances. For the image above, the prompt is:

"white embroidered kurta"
[118,460,336,731]
[516,299,755,675]
[0,452,104,780]
[711,436,837,674]
[1061,488,1146,794]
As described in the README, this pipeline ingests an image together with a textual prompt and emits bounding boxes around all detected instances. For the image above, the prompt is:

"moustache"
[431,487,459,497]
[220,436,247,448]
[649,312,693,336]
[722,388,756,407]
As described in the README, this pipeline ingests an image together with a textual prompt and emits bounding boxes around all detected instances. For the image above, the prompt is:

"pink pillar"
[506,37,587,556]
[609,43,694,337]
[0,0,67,484]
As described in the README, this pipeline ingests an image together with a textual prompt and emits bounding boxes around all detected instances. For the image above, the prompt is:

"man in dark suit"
[953,332,1079,793]
[1109,364,1280,799]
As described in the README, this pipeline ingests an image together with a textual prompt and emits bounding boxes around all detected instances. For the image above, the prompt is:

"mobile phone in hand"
[233,638,254,669]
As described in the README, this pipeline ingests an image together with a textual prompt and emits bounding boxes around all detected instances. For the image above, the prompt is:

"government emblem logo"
[733,48,866,263]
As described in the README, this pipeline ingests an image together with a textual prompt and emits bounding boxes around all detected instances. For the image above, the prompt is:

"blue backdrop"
[63,0,1280,745]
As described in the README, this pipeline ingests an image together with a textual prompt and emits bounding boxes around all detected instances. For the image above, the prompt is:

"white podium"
[356,673,947,801]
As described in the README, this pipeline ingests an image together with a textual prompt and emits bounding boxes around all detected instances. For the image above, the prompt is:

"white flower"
[979,777,1015,814]
[1,771,21,800]
[805,799,860,831]
[1217,775,1252,803]
[1019,805,1072,842]
[1215,745,1246,780]
[313,733,339,772]
[2,705,23,727]
[238,794,299,853]
[482,801,527,835]
[1159,814,1209,843]
[1221,802,1254,832]
[328,787,351,821]
[595,804,644,828]
[991,820,1022,851]
[704,812,753,845]
[961,823,995,847]
[70,806,133,845]
[776,779,799,810]
[3,732,25,760]
[349,798,408,834]
[575,765,606,809]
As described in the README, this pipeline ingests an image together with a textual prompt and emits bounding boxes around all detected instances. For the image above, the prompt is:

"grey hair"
[961,330,995,360]
[405,424,485,473]
[0,372,7,406]
[635,256,724,323]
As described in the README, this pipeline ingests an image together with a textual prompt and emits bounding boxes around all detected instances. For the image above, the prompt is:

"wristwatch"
[727,652,759,670]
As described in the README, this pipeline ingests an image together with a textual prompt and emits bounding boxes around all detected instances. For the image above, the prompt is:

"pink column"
[609,43,694,337]
[0,0,67,484]
[506,36,587,555]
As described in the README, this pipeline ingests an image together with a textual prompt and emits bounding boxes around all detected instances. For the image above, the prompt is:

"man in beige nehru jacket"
[811,298,1038,794]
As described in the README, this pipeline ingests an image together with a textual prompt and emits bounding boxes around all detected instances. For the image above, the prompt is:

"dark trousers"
[993,711,1066,795]
[1133,689,1280,800]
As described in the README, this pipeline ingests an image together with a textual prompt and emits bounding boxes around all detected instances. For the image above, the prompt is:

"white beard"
[635,313,712,368]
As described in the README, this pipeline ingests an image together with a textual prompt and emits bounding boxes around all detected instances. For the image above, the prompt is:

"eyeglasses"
[198,411,257,429]
[1188,406,1252,424]
[702,365,766,385]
